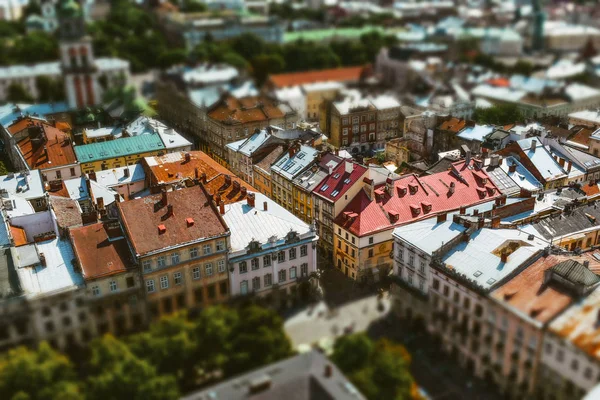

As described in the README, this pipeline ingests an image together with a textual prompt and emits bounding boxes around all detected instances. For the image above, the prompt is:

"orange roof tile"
[487,78,511,87]
[70,222,132,281]
[208,95,285,124]
[205,174,251,205]
[16,124,77,170]
[10,225,28,247]
[570,127,594,147]
[268,67,363,88]
[582,181,600,197]
[7,117,44,135]
[491,254,579,324]
[438,117,466,133]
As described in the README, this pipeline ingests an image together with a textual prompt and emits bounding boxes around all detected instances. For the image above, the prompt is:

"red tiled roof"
[335,160,501,236]
[438,117,466,133]
[254,145,284,174]
[118,185,228,256]
[208,95,285,124]
[7,117,44,135]
[487,78,510,87]
[582,181,600,197]
[205,174,250,205]
[268,67,363,88]
[491,254,586,324]
[570,127,594,147]
[70,222,132,280]
[313,160,367,201]
[16,123,77,169]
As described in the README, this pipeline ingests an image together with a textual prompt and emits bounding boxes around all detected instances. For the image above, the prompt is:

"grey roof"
[529,203,600,241]
[425,157,455,175]
[181,351,365,400]
[551,260,600,287]
[485,166,521,196]
[0,247,21,299]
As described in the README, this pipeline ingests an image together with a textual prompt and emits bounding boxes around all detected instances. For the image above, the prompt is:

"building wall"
[139,236,229,320]
[109,179,146,200]
[305,87,340,121]
[79,150,163,174]
[253,165,272,197]
[42,163,82,182]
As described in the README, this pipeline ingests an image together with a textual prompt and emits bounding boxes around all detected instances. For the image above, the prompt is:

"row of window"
[432,277,484,317]
[91,277,135,297]
[146,262,226,293]
[238,246,309,273]
[142,242,226,272]
[239,265,309,294]
[342,115,375,125]
[545,342,598,380]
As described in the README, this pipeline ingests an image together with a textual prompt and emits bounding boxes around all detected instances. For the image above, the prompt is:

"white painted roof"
[182,64,238,85]
[393,217,466,256]
[471,84,526,103]
[63,177,118,205]
[226,129,272,157]
[569,110,600,125]
[370,94,401,110]
[302,81,345,92]
[517,138,567,181]
[442,228,548,291]
[0,170,45,217]
[94,164,145,187]
[543,60,586,80]
[126,116,192,150]
[0,58,127,80]
[15,238,84,296]
[457,124,494,143]
[271,145,319,180]
[500,156,543,192]
[222,192,315,254]
[85,126,123,139]
[565,83,600,102]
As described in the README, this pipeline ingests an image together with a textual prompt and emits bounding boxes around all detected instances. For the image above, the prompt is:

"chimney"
[241,186,247,197]
[478,217,484,230]
[459,205,466,215]
[215,193,222,205]
[161,189,168,206]
[247,192,255,207]
[501,250,508,263]
[288,144,298,158]
[97,197,104,210]
[345,161,353,174]
[437,213,447,223]
[167,204,174,218]
[464,147,471,165]
[186,217,194,227]
[123,167,130,178]
[114,193,120,203]
[39,253,46,266]
[89,171,97,181]
[520,188,531,198]
[584,260,590,269]
[184,152,191,163]
[225,175,232,186]
[448,181,455,195]
[509,162,517,173]
[567,161,572,172]
[200,172,207,184]
[324,364,333,378]
[491,216,501,228]
[219,201,225,215]
[473,209,479,216]
[194,167,199,180]
[530,139,537,152]
[328,164,334,175]
[263,201,268,211]
[490,154,500,168]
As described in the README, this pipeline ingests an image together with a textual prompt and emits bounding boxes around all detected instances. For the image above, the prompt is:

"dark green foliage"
[332,333,417,400]
[472,104,525,125]
[35,76,65,103]
[7,83,34,103]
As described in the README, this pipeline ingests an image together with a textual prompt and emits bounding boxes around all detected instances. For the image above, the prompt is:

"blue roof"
[457,124,494,142]
[0,103,69,128]
[74,134,165,163]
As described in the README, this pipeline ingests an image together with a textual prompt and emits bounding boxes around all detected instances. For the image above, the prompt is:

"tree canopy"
[472,104,524,125]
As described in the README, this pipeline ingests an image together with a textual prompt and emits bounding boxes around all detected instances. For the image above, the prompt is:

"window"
[171,252,180,265]
[252,277,261,291]
[216,241,225,251]
[157,256,166,268]
[408,274,413,285]
[289,248,297,260]
[240,280,248,295]
[126,277,134,288]
[419,279,424,291]
[192,267,201,280]
[369,237,374,244]
[109,280,117,292]
[301,263,308,276]
[239,261,247,274]
[585,367,593,379]
[205,263,213,276]
[56,170,61,179]
[432,279,440,290]
[92,285,100,296]
[278,270,286,283]
[265,273,272,286]
[342,128,348,136]
[408,254,415,266]
[70,167,76,176]
[251,258,259,270]
[290,267,297,279]
[545,343,553,354]
[146,280,155,293]
[160,275,169,289]
[571,359,579,371]
[263,255,271,267]
[174,272,182,285]
[419,261,425,273]
[218,259,225,273]
[443,285,449,297]
[190,247,198,259]
[300,245,308,257]
[278,251,285,262]
[368,249,374,258]
[203,244,212,255]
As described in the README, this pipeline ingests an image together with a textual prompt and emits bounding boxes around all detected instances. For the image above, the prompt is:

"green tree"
[35,76,65,103]
[86,335,179,400]
[251,53,286,86]
[11,32,58,64]
[128,312,197,390]
[472,103,524,125]
[332,334,417,400]
[157,48,188,69]
[0,342,84,400]
[7,83,34,103]
[225,304,293,376]
[512,60,534,76]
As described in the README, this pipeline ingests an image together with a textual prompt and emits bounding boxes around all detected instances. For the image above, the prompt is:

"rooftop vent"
[248,375,272,395]
[186,218,194,227]
[158,224,166,234]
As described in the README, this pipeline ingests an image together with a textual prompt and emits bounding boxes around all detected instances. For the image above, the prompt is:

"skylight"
[320,184,329,192]
[331,190,339,197]
[343,178,351,184]
[333,173,340,179]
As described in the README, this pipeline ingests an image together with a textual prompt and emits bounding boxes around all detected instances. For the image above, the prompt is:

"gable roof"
[313,160,367,201]
[16,123,77,170]
[336,159,502,236]
[118,185,228,256]
[208,95,287,125]
[74,134,165,163]
[268,66,363,88]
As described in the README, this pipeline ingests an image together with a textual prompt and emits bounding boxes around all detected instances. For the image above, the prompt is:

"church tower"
[531,0,546,52]
[58,0,99,109]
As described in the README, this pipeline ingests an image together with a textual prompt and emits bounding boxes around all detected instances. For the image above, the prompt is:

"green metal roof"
[74,134,165,163]
[283,26,387,43]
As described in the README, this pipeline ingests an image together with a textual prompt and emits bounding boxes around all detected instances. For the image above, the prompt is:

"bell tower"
[58,0,98,109]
